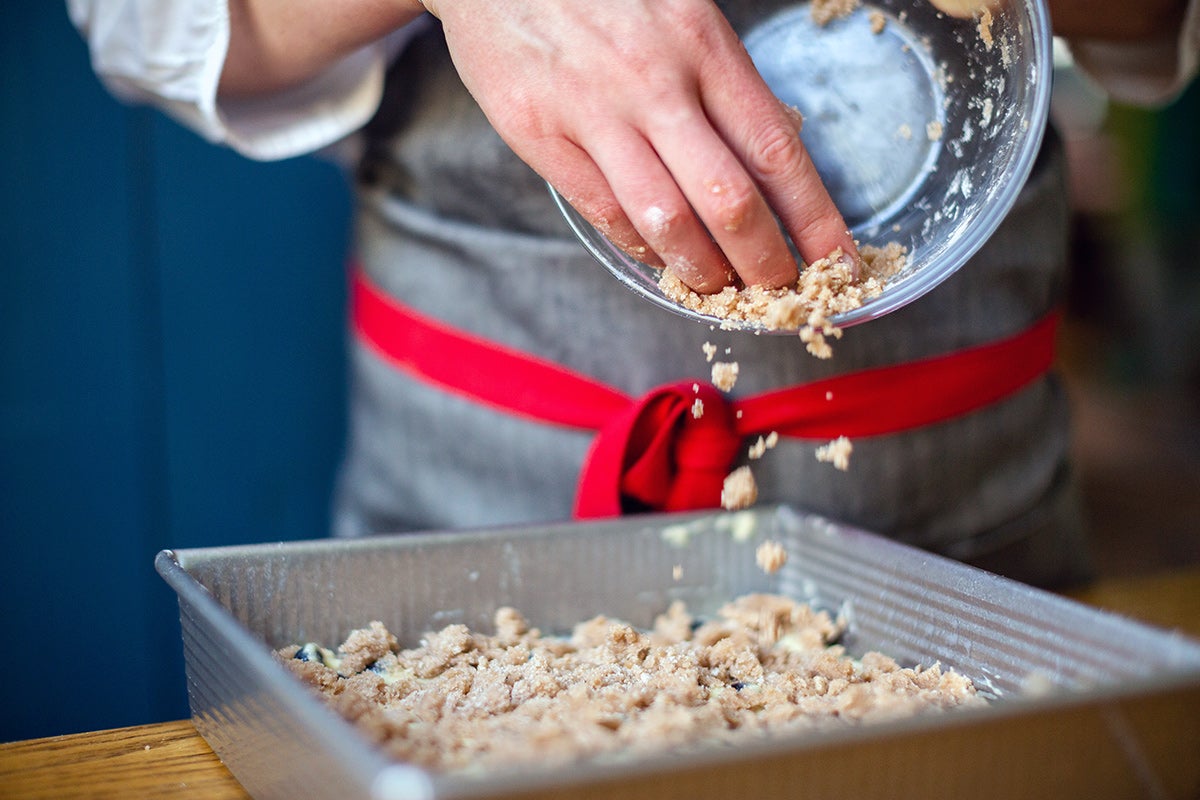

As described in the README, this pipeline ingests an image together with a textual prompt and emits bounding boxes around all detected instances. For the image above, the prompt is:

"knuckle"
[701,179,757,233]
[745,122,807,180]
[571,193,662,267]
[579,196,626,238]
[492,99,546,143]
[638,201,689,243]
[662,0,720,44]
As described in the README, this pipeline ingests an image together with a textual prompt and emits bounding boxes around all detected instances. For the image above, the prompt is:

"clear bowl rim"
[550,0,1055,333]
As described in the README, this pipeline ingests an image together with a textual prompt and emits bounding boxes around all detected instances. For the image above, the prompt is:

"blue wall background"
[2,3,353,740]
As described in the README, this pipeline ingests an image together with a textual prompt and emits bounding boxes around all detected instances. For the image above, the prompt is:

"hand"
[422,0,858,292]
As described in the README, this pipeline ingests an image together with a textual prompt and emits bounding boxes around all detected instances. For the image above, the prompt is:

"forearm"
[1048,0,1187,42]
[221,0,427,96]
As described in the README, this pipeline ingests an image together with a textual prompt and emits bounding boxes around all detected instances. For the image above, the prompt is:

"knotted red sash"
[352,270,1060,519]
[577,382,743,516]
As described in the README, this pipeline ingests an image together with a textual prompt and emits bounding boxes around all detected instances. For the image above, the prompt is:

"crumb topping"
[811,0,862,26]
[280,595,985,774]
[816,436,854,471]
[978,7,994,49]
[659,245,906,359]
[711,361,739,392]
[747,431,780,460]
[721,465,758,510]
[756,540,789,574]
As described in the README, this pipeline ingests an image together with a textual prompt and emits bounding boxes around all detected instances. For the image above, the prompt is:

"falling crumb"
[721,466,758,510]
[672,564,683,581]
[1021,671,1055,698]
[869,10,887,33]
[811,0,861,26]
[691,398,705,419]
[711,361,739,392]
[701,341,717,362]
[825,391,834,401]
[926,120,944,141]
[756,540,788,574]
[143,744,151,751]
[747,431,780,460]
[815,436,853,471]
[897,123,913,140]
[799,321,841,360]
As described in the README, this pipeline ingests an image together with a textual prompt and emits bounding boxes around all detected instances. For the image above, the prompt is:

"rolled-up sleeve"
[67,0,414,160]
[1067,0,1200,107]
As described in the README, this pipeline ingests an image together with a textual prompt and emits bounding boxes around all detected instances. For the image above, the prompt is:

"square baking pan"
[156,505,1200,799]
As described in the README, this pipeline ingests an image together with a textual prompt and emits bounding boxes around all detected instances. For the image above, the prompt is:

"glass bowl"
[551,0,1052,331]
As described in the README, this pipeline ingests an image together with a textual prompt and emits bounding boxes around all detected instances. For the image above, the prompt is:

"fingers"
[647,109,799,289]
[579,44,855,293]
[926,0,997,19]
[537,138,665,269]
[452,0,860,294]
[561,96,855,293]
[584,124,736,292]
[698,44,860,271]
[741,114,860,269]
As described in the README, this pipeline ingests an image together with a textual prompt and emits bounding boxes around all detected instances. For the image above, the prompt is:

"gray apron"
[335,15,1091,588]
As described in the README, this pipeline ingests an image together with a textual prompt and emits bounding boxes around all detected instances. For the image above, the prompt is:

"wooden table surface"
[4,567,1199,799]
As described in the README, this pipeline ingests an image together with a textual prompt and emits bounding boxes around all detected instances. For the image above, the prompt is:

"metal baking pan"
[156,505,1200,799]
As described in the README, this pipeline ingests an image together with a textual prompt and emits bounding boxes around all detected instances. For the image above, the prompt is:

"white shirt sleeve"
[67,0,421,161]
[1067,0,1200,107]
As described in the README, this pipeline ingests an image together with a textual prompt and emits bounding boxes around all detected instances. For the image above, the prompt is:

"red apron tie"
[577,382,743,517]
[352,269,1060,519]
